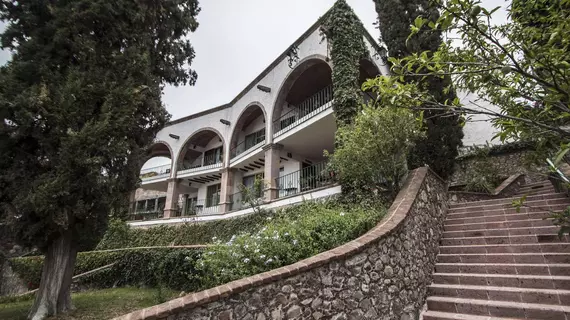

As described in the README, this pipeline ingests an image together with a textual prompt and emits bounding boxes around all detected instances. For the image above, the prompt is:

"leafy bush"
[463,147,503,193]
[327,105,423,199]
[96,210,278,250]
[195,201,385,289]
[9,248,203,292]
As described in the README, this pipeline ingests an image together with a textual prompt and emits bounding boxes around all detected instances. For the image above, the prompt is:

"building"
[129,11,496,226]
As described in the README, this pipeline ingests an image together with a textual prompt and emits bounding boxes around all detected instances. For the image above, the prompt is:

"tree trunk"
[28,230,77,320]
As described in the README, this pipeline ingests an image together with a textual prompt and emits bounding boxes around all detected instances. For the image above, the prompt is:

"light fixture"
[220,119,231,126]
[169,133,180,140]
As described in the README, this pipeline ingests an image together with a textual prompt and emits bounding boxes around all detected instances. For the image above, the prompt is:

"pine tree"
[373,0,464,179]
[0,1,199,319]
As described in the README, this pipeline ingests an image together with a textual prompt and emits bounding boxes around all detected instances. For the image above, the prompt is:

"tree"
[0,1,200,319]
[373,0,464,179]
[327,105,424,200]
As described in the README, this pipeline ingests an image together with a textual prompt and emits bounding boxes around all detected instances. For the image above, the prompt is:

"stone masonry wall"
[116,167,448,320]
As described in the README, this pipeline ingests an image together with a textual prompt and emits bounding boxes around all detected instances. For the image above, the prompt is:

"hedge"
[96,210,279,250]
[9,247,204,292]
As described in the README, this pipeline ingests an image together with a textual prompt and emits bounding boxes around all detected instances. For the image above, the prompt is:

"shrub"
[327,106,424,199]
[463,147,503,193]
[9,248,203,292]
[195,201,385,289]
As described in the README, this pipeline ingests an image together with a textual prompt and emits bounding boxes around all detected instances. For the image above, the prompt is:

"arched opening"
[359,58,382,105]
[140,142,173,180]
[229,104,267,159]
[177,129,224,172]
[272,58,333,136]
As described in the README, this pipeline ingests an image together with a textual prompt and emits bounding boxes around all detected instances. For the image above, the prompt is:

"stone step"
[444,218,555,232]
[515,188,557,197]
[440,234,569,247]
[438,243,570,255]
[449,193,566,210]
[443,225,559,239]
[434,263,570,276]
[426,296,570,319]
[437,253,570,264]
[421,310,522,320]
[447,202,569,219]
[448,196,567,213]
[432,273,570,290]
[429,284,570,306]
[445,212,555,226]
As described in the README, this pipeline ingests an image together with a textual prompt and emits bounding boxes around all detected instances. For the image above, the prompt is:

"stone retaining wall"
[116,167,448,320]
[449,174,526,203]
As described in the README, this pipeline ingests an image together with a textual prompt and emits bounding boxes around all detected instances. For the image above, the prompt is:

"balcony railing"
[275,161,335,199]
[230,138,266,160]
[273,85,333,137]
[178,154,223,174]
[127,210,163,221]
[227,188,264,211]
[140,164,171,181]
[176,196,221,217]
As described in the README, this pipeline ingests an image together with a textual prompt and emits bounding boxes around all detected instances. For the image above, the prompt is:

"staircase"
[422,181,570,320]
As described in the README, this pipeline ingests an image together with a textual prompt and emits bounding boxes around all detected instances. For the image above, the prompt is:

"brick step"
[435,263,570,276]
[448,196,567,214]
[421,310,523,320]
[426,296,570,319]
[443,225,559,239]
[515,188,557,197]
[447,203,569,219]
[440,234,569,247]
[432,273,570,290]
[437,253,570,264]
[438,243,570,255]
[449,193,567,210]
[445,212,555,226]
[429,284,570,306]
[444,218,555,232]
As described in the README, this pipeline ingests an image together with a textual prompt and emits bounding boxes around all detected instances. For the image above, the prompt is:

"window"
[204,146,223,165]
[206,184,221,207]
[136,200,146,212]
[244,129,265,150]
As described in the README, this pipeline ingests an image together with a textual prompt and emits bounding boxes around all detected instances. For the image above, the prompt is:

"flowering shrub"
[195,201,385,288]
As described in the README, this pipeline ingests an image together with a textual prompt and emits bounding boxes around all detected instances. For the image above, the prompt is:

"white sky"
[0,0,509,169]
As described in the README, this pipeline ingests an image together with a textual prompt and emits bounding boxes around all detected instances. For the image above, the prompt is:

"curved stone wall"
[116,167,448,320]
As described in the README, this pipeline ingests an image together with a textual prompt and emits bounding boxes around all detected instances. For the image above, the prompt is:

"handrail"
[230,137,266,159]
[140,164,171,178]
[179,154,223,171]
[275,161,335,199]
[272,85,333,134]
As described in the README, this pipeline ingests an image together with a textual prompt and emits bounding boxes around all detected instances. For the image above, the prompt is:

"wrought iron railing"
[275,161,335,199]
[230,137,266,159]
[127,210,163,221]
[140,164,171,180]
[227,188,264,211]
[178,154,223,172]
[177,196,221,217]
[273,85,333,136]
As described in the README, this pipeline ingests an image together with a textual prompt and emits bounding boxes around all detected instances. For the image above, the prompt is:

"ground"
[0,287,177,320]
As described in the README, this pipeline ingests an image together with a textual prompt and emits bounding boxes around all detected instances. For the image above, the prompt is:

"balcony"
[275,161,335,199]
[178,153,223,177]
[140,164,171,182]
[273,85,333,138]
[230,137,266,161]
[177,196,221,217]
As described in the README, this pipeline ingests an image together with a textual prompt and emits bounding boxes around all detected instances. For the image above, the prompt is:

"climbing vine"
[321,0,369,126]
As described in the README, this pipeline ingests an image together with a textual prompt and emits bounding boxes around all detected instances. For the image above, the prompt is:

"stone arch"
[228,102,268,159]
[270,54,333,137]
[139,140,174,178]
[176,127,226,171]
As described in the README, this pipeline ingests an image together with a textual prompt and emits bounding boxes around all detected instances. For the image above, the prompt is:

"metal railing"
[275,161,335,199]
[178,154,223,173]
[177,197,221,217]
[230,137,266,159]
[127,210,163,221]
[140,164,171,180]
[227,188,264,211]
[273,85,333,136]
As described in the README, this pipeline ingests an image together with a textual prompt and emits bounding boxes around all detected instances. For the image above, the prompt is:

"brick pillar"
[263,143,283,201]
[219,168,236,213]
[163,178,180,218]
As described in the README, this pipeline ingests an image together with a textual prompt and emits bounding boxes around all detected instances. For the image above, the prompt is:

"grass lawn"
[0,287,176,320]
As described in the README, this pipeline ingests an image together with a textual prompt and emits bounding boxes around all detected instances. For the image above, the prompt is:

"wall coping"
[115,167,434,320]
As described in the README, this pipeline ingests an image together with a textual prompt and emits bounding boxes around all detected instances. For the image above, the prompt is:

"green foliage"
[321,0,369,125]
[462,147,502,193]
[373,0,463,180]
[238,176,266,214]
[551,206,570,238]
[195,201,385,289]
[327,105,424,198]
[96,211,277,250]
[9,248,203,292]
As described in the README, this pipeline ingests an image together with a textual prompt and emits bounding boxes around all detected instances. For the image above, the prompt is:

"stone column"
[163,178,181,218]
[263,143,283,201]
[180,194,189,216]
[219,168,236,213]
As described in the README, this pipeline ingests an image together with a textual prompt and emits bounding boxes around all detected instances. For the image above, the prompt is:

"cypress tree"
[0,1,199,319]
[373,0,464,179]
